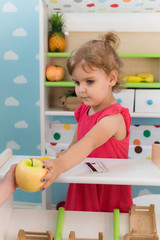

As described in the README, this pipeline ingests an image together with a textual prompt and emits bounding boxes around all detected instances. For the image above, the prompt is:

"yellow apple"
[15,158,47,192]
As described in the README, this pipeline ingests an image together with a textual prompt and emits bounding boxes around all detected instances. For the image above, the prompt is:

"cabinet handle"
[147,99,153,105]
[117,98,122,104]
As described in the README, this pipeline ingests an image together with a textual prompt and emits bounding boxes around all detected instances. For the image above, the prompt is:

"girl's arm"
[42,113,126,189]
[0,164,17,206]
[56,126,78,158]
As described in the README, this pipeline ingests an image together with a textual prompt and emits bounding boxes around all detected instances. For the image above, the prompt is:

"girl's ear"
[109,70,118,87]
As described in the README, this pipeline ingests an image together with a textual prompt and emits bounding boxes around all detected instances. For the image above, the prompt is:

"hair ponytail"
[103,32,120,51]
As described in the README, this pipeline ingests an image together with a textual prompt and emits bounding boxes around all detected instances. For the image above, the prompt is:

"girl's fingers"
[42,170,55,182]
[41,172,57,190]
[41,179,54,190]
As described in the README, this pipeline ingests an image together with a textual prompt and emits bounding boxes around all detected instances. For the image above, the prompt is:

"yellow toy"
[122,73,154,83]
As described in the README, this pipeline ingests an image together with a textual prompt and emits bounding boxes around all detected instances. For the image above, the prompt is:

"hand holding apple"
[15,158,47,192]
[45,65,65,81]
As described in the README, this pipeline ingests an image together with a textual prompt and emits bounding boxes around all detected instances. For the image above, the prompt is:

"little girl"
[41,32,133,213]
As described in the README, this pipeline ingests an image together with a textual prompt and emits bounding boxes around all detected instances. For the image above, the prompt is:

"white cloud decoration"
[36,100,40,106]
[36,144,41,150]
[5,97,19,106]
[36,54,39,60]
[13,75,27,84]
[14,120,28,128]
[138,189,152,196]
[4,50,19,60]
[35,5,39,12]
[12,28,27,37]
[2,2,18,12]
[6,140,20,150]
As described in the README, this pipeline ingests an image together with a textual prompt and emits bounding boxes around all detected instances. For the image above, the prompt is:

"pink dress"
[65,102,133,213]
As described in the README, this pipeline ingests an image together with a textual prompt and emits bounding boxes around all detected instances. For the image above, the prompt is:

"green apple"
[15,158,47,192]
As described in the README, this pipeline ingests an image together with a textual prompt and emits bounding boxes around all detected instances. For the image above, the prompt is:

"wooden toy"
[124,204,159,240]
[69,231,104,240]
[113,209,120,240]
[17,230,53,240]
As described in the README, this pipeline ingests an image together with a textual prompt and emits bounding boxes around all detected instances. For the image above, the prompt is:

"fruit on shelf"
[137,73,154,82]
[45,65,65,81]
[49,13,66,52]
[15,158,47,192]
[122,73,154,83]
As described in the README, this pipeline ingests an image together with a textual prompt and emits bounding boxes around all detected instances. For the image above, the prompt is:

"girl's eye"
[74,81,80,85]
[72,79,79,85]
[87,80,94,84]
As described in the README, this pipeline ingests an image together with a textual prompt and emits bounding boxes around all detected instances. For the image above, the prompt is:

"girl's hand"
[41,159,61,191]
[3,164,18,193]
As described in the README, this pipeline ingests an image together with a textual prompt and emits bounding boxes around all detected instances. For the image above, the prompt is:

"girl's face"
[72,64,117,112]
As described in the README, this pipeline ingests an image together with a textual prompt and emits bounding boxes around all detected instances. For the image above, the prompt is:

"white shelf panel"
[45,109,160,118]
[1,155,160,186]
[3,207,160,240]
[4,209,128,240]
[57,158,160,186]
[130,112,160,118]
[45,107,74,116]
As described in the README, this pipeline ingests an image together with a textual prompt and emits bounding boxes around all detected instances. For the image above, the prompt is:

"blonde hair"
[67,32,123,92]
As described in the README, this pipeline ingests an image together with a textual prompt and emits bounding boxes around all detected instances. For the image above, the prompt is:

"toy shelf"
[44,108,160,118]
[44,81,160,89]
[46,52,70,57]
[46,52,160,58]
[2,155,160,186]
[125,82,160,88]
[44,81,75,87]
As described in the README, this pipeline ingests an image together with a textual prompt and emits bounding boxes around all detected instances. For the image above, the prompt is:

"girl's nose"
[79,84,86,93]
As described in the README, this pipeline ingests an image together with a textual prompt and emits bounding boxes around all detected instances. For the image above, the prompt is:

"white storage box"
[113,89,135,113]
[135,90,160,113]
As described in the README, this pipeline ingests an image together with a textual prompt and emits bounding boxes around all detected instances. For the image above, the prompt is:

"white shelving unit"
[39,0,160,219]
[39,0,160,156]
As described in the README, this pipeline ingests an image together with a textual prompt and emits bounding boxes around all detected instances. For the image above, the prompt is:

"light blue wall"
[0,0,42,203]
[1,0,160,205]
[0,0,68,205]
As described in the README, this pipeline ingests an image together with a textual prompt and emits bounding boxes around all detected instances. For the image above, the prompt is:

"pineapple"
[49,13,66,52]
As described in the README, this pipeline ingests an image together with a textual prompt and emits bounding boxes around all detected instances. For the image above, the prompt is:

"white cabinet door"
[114,89,135,112]
[135,90,160,113]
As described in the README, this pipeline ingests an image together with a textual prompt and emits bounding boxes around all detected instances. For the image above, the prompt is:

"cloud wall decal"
[13,75,28,84]
[4,50,19,60]
[12,28,27,37]
[2,2,18,12]
[14,120,28,128]
[5,97,19,106]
